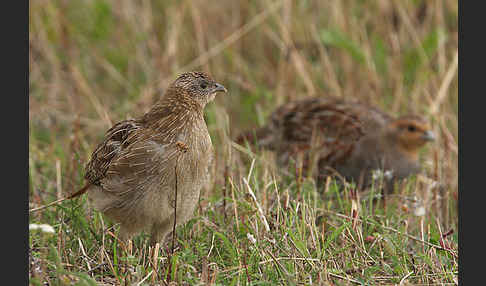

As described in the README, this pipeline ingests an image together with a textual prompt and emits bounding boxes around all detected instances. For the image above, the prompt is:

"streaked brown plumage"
[237,97,435,192]
[82,71,227,245]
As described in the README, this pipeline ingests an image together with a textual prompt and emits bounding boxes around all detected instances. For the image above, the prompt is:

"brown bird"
[78,71,226,245]
[237,97,435,192]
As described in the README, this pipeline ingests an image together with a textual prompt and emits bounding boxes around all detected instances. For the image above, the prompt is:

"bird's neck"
[357,132,420,178]
[140,95,206,139]
[144,93,203,119]
[381,132,419,163]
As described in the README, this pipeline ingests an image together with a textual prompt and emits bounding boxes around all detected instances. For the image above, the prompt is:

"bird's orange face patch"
[391,117,434,153]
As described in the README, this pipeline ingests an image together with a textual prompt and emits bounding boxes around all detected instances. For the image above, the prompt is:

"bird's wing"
[84,119,143,184]
[105,136,180,181]
[84,126,184,215]
[269,97,392,168]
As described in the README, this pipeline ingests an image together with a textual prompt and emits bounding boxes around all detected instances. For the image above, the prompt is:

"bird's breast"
[178,130,213,178]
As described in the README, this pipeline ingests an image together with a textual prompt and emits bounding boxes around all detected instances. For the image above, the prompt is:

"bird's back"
[240,97,392,169]
[273,97,389,144]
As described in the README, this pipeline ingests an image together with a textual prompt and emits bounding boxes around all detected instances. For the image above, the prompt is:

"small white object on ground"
[29,223,55,234]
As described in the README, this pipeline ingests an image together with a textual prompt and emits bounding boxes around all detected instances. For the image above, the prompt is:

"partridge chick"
[237,97,435,192]
[83,71,227,245]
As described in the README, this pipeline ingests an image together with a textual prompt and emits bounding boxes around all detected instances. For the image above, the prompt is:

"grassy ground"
[29,0,458,285]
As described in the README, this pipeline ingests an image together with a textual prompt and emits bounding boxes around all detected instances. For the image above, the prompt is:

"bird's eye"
[407,125,416,132]
[200,82,208,89]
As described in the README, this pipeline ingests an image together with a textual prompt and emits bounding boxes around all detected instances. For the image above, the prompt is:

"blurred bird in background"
[237,97,435,193]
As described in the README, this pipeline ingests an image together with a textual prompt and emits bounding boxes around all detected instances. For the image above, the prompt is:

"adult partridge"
[237,97,435,192]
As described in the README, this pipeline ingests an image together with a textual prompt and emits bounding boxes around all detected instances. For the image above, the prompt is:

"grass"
[29,0,458,284]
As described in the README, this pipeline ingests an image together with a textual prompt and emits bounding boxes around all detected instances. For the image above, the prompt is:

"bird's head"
[385,115,435,157]
[169,71,227,108]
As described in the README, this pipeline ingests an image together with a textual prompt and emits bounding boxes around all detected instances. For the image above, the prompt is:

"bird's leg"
[149,220,172,247]
[118,225,134,254]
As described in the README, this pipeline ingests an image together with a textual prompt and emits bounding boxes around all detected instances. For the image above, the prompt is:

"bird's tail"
[29,183,91,213]
[66,183,91,199]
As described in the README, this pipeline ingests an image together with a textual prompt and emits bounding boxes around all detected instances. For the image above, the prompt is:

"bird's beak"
[212,83,227,94]
[422,131,436,141]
